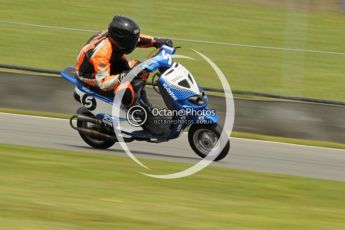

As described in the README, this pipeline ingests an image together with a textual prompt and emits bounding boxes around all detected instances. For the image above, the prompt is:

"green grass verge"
[0,107,70,119]
[0,143,344,230]
[1,0,345,101]
[0,68,60,77]
[232,131,345,150]
[1,107,344,150]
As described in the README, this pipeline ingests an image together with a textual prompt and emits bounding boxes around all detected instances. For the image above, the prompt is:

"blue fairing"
[96,113,127,125]
[196,111,219,124]
[159,77,207,110]
[61,67,78,85]
[158,71,218,127]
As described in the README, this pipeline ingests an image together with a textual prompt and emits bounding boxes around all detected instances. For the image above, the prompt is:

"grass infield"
[0,144,344,229]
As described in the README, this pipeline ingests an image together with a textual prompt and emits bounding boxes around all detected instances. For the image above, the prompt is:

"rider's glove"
[153,38,173,48]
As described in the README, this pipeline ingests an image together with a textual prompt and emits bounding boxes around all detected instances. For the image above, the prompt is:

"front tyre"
[76,107,116,149]
[188,124,230,161]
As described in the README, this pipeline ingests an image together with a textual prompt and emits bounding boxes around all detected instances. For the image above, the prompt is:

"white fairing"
[75,87,112,115]
[74,87,143,136]
[161,63,201,95]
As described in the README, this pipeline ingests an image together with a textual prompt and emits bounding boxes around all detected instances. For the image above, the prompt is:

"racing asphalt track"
[1,112,345,181]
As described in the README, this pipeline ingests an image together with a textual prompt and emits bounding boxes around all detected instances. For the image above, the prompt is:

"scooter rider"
[76,15,173,106]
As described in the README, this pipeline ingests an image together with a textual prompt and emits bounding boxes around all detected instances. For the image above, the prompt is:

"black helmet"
[108,15,140,54]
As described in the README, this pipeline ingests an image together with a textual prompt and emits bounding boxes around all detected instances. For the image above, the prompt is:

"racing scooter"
[61,45,230,161]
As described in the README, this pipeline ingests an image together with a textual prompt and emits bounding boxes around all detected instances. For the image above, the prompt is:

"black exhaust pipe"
[69,114,133,142]
[76,127,117,141]
[76,114,102,125]
[70,114,119,142]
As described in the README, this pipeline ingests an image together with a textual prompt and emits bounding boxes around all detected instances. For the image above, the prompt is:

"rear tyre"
[188,124,230,161]
[76,107,116,149]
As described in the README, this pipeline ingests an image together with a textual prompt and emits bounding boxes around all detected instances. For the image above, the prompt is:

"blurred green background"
[0,0,344,100]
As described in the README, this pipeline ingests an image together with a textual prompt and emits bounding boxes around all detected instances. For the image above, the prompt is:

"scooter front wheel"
[188,124,230,161]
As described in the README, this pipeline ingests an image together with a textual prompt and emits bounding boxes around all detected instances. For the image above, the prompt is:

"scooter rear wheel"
[188,124,230,161]
[76,107,116,149]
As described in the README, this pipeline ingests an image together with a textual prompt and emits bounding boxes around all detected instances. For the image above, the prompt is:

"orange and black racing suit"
[76,31,157,105]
